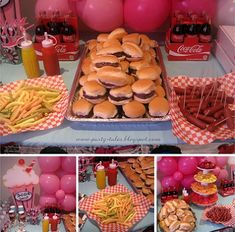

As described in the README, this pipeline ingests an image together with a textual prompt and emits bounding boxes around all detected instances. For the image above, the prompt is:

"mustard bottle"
[42,213,49,232]
[21,32,40,78]
[95,161,106,190]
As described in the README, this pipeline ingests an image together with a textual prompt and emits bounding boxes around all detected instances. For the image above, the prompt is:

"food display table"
[79,167,154,231]
[1,46,233,150]
[157,194,234,231]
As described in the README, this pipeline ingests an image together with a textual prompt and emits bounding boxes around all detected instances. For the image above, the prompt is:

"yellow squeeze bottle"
[21,32,40,78]
[96,161,106,190]
[42,213,49,232]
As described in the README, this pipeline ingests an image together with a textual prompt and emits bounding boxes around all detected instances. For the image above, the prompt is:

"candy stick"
[205,81,215,101]
[196,97,204,118]
[214,90,220,106]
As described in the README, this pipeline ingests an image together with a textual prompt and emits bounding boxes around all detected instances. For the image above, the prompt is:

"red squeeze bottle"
[41,32,60,76]
[108,159,118,186]
[51,214,58,232]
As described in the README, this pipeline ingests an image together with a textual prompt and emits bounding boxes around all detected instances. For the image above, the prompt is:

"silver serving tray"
[66,44,171,122]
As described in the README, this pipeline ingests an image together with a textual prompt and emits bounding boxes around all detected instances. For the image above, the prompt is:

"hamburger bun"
[93,100,117,119]
[155,78,162,86]
[87,72,99,82]
[129,60,150,75]
[136,66,161,81]
[108,28,127,41]
[97,67,128,88]
[123,100,146,118]
[81,57,94,75]
[132,80,156,103]
[122,33,141,45]
[122,42,143,61]
[72,99,93,117]
[87,39,97,51]
[126,75,136,85]
[97,33,109,42]
[103,39,121,48]
[148,97,169,117]
[92,55,120,70]
[108,85,133,105]
[82,81,107,104]
[96,44,124,60]
[155,85,165,97]
[79,75,88,86]
[120,60,129,73]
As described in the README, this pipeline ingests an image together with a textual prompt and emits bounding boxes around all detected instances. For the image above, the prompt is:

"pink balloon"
[171,0,190,13]
[62,157,76,174]
[228,157,235,165]
[173,171,184,181]
[76,0,123,32]
[216,0,235,26]
[39,195,57,207]
[157,179,162,195]
[39,174,60,194]
[213,166,221,177]
[181,175,194,189]
[124,0,171,32]
[56,169,69,179]
[61,194,76,212]
[35,0,71,18]
[38,157,61,173]
[216,157,229,168]
[56,190,65,201]
[161,176,179,189]
[61,175,76,194]
[178,157,198,175]
[217,169,229,181]
[158,157,178,176]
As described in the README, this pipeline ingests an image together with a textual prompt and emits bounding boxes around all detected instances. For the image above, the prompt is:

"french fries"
[0,83,62,132]
[91,192,136,228]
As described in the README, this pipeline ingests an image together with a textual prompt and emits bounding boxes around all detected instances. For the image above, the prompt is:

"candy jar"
[107,159,118,186]
[95,162,106,190]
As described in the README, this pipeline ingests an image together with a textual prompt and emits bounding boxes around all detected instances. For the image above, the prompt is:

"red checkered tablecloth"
[0,75,68,136]
[202,204,235,228]
[79,184,152,232]
[168,72,235,145]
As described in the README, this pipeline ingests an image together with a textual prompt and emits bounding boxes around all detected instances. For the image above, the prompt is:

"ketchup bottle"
[107,159,118,186]
[51,214,58,232]
[41,32,60,76]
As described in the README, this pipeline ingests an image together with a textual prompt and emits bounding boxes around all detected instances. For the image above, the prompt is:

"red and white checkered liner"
[202,204,235,228]
[0,75,68,136]
[79,184,152,232]
[168,72,235,145]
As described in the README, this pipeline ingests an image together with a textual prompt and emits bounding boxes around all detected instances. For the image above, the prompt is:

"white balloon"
[228,156,235,165]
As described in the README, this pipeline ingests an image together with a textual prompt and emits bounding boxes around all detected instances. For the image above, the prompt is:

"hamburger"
[122,42,144,61]
[79,75,88,86]
[92,55,120,70]
[129,60,150,76]
[136,65,161,81]
[103,39,121,48]
[122,33,141,45]
[87,71,99,82]
[96,44,125,60]
[155,85,165,97]
[148,97,169,117]
[82,81,107,104]
[81,57,94,75]
[131,79,156,103]
[108,85,133,105]
[72,98,93,118]
[97,67,129,88]
[97,33,109,42]
[93,100,117,119]
[108,28,127,41]
[122,100,146,118]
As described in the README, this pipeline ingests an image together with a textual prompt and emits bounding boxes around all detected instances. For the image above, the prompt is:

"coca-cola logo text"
[15,191,32,201]
[177,45,203,54]
[55,45,67,53]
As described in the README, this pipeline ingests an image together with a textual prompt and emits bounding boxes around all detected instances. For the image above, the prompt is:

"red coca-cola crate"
[34,15,80,61]
[165,29,211,61]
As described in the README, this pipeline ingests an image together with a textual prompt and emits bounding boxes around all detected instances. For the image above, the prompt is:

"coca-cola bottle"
[35,11,47,43]
[47,11,62,43]
[199,23,212,43]
[171,21,184,43]
[186,23,198,38]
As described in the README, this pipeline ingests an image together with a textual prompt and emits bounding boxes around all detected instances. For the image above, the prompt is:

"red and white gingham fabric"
[168,72,235,145]
[0,75,68,136]
[202,204,235,228]
[79,184,152,232]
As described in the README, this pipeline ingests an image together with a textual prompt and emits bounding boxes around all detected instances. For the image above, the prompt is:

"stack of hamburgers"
[72,28,169,119]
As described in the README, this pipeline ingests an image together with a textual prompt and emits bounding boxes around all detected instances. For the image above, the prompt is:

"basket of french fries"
[79,184,152,232]
[0,75,68,136]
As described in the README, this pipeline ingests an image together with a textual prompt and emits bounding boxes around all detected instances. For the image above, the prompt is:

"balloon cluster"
[38,157,76,212]
[157,156,231,195]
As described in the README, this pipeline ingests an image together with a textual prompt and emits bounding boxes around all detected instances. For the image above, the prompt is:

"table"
[1,47,234,150]
[79,167,154,231]
[157,195,234,232]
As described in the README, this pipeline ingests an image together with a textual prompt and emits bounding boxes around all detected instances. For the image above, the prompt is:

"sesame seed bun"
[148,97,169,117]
[72,99,93,117]
[93,101,117,119]
[123,100,146,118]
[136,66,161,81]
